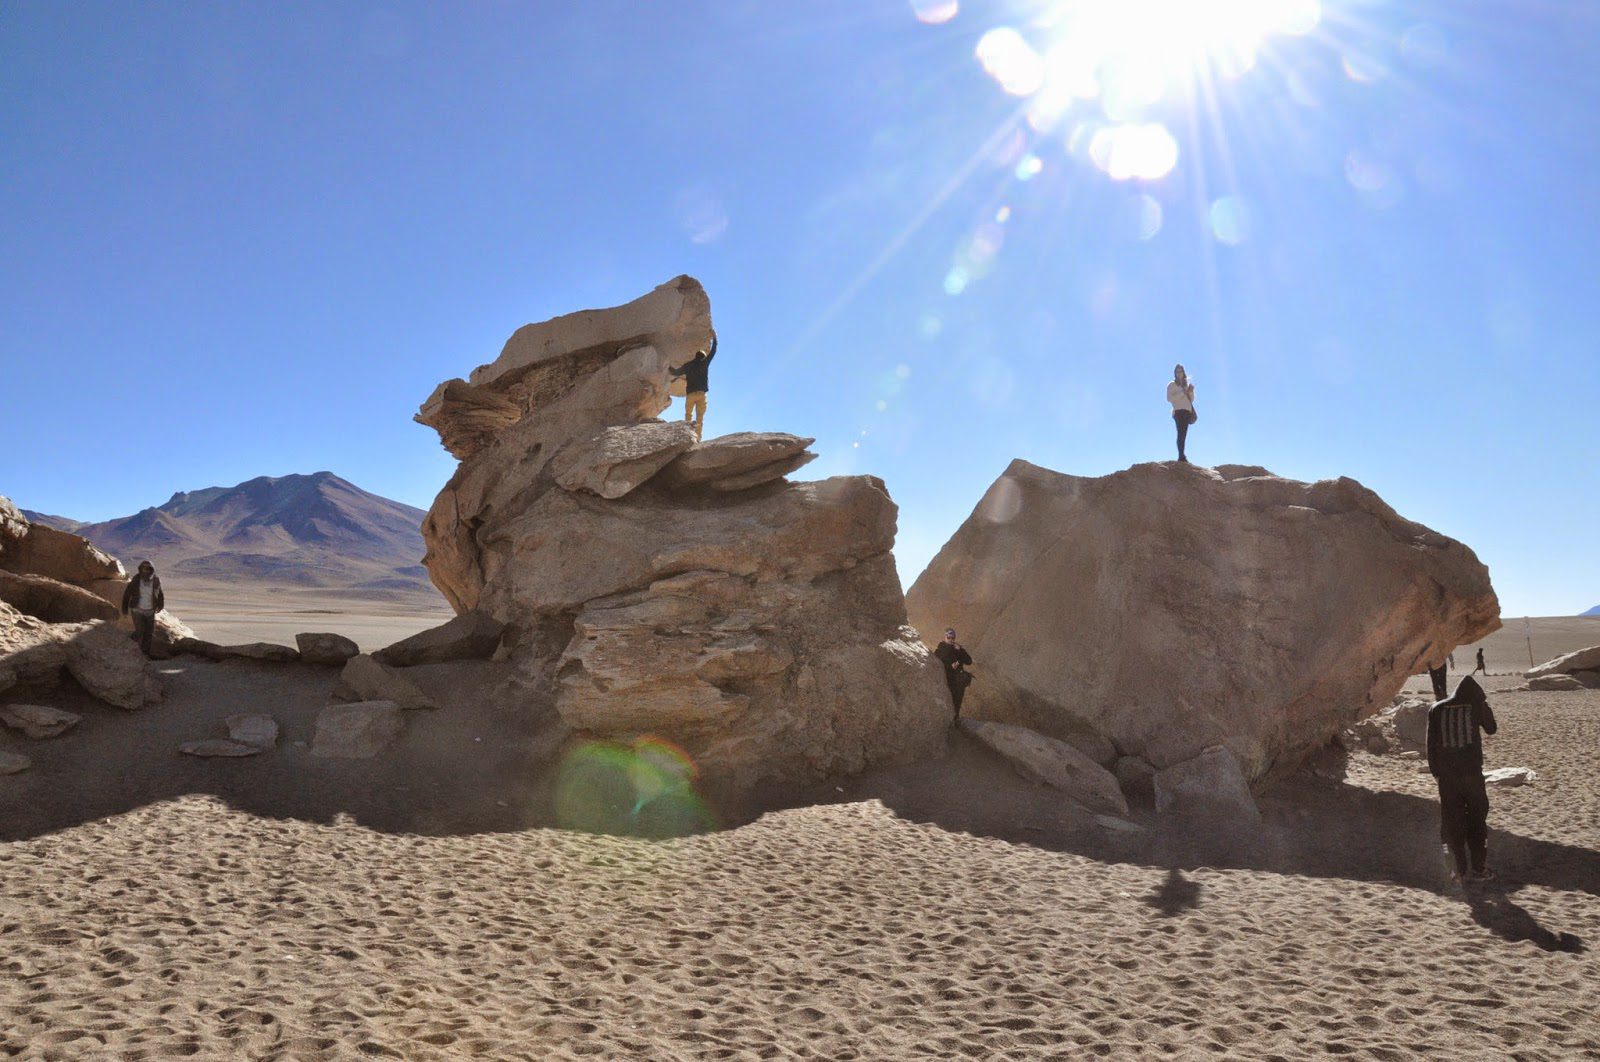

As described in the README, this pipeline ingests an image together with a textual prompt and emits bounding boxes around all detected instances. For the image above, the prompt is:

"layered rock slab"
[907,460,1501,785]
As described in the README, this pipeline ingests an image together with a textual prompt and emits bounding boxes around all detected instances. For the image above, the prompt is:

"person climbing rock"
[1167,364,1196,462]
[934,628,973,720]
[119,560,165,658]
[669,335,717,442]
[1427,675,1499,884]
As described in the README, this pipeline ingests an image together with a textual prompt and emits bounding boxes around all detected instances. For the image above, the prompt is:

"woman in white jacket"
[1167,364,1196,462]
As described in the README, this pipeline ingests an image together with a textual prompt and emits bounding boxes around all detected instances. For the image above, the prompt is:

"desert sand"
[3,660,1596,1059]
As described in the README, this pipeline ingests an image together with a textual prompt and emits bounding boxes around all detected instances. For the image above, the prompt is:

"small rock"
[180,738,263,758]
[1484,766,1536,787]
[334,654,435,710]
[0,703,81,739]
[294,632,360,667]
[310,701,404,758]
[0,749,30,774]
[1398,750,1421,760]
[1095,814,1143,833]
[226,714,279,750]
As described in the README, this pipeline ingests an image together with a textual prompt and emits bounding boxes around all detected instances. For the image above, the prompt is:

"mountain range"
[24,472,434,596]
[1584,605,1600,617]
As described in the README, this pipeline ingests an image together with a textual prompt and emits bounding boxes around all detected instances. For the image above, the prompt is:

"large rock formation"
[1526,646,1600,689]
[416,277,948,796]
[907,460,1501,789]
[1,494,127,616]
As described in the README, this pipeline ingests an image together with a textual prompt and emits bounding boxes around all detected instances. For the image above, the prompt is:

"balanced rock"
[551,421,698,499]
[0,703,81,739]
[1153,746,1261,822]
[334,654,434,710]
[960,719,1128,816]
[310,701,403,758]
[415,278,948,795]
[0,750,30,775]
[907,460,1501,785]
[373,610,505,667]
[295,632,360,666]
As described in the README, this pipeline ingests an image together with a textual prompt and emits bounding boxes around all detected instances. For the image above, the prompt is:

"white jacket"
[1167,379,1194,413]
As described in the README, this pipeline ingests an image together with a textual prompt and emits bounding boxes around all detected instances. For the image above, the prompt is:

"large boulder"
[310,701,404,759]
[0,570,119,624]
[295,632,360,666]
[907,460,1501,786]
[1526,645,1600,678]
[58,622,162,709]
[0,494,125,592]
[1523,674,1585,692]
[334,654,435,710]
[373,610,505,667]
[1153,747,1261,822]
[414,279,949,797]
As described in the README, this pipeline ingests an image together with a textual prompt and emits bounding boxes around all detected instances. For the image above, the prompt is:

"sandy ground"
[161,579,454,653]
[2,658,1596,1059]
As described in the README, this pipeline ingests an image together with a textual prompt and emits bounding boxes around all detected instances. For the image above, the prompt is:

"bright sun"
[975,0,1323,179]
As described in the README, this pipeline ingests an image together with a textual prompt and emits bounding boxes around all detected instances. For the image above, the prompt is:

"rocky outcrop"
[415,278,948,796]
[960,719,1128,816]
[907,460,1501,788]
[1526,646,1600,689]
[295,632,360,667]
[1,606,161,709]
[0,570,119,624]
[373,610,505,667]
[1153,747,1261,822]
[1,494,125,604]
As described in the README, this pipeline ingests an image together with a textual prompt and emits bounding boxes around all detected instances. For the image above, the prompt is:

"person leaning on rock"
[934,628,973,721]
[120,560,165,658]
[1426,675,1498,884]
[1166,364,1197,463]
[669,334,717,442]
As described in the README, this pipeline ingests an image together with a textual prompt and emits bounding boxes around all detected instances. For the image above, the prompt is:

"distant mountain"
[39,473,435,596]
[1584,605,1600,617]
[20,510,86,533]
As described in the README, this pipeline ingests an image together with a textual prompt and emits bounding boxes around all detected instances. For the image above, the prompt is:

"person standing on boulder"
[120,560,165,658]
[1426,675,1498,883]
[934,628,973,721]
[1166,364,1196,462]
[669,335,717,442]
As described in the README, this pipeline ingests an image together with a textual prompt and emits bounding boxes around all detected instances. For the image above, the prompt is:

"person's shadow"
[1464,883,1586,953]
[1144,868,1202,917]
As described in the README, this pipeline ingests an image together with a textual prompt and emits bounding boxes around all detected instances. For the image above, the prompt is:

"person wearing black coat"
[119,560,165,658]
[668,335,717,442]
[1426,675,1499,883]
[933,628,973,720]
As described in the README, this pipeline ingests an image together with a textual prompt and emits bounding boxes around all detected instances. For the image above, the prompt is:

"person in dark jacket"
[1475,648,1487,675]
[119,560,165,658]
[668,335,717,442]
[1426,656,1449,702]
[1426,675,1498,883]
[933,628,973,720]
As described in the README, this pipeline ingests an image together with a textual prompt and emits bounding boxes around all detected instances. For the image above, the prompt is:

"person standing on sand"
[120,560,165,658]
[1475,648,1487,675]
[1426,675,1498,884]
[669,335,717,442]
[1166,364,1196,463]
[934,628,973,721]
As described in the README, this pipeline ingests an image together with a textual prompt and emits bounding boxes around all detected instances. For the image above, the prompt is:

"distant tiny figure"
[1427,658,1449,702]
[1448,651,1456,670]
[669,335,717,442]
[1475,648,1487,675]
[120,560,165,658]
[1426,675,1498,884]
[934,628,973,720]
[1166,364,1197,462]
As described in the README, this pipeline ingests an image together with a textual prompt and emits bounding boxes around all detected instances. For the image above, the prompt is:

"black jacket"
[669,337,717,393]
[1426,675,1497,777]
[121,575,165,614]
[934,640,972,679]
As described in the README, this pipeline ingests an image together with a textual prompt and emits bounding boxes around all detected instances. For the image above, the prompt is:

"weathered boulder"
[659,432,818,492]
[0,602,69,686]
[310,701,404,758]
[0,703,81,739]
[414,279,949,796]
[174,638,299,663]
[1387,699,1432,749]
[1527,645,1600,678]
[58,622,162,709]
[1485,766,1535,786]
[0,750,30,775]
[334,654,435,710]
[0,570,119,624]
[960,719,1128,816]
[551,421,698,499]
[1523,674,1585,692]
[1153,747,1261,822]
[373,610,505,667]
[295,632,360,666]
[0,495,125,591]
[906,460,1501,786]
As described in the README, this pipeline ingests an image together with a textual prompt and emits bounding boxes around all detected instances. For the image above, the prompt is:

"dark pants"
[131,610,157,657]
[1173,410,1191,460]
[1428,665,1448,701]
[1436,772,1489,875]
[945,676,966,717]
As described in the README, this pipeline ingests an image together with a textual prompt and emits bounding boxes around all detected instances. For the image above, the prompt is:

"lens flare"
[1208,195,1252,244]
[909,0,958,25]
[1089,123,1179,180]
[976,27,1046,96]
[554,737,715,838]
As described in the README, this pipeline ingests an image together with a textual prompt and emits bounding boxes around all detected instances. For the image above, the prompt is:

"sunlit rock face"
[417,277,948,797]
[906,460,1501,786]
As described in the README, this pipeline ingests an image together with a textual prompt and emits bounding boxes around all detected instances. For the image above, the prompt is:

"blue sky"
[2,1,1595,616]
